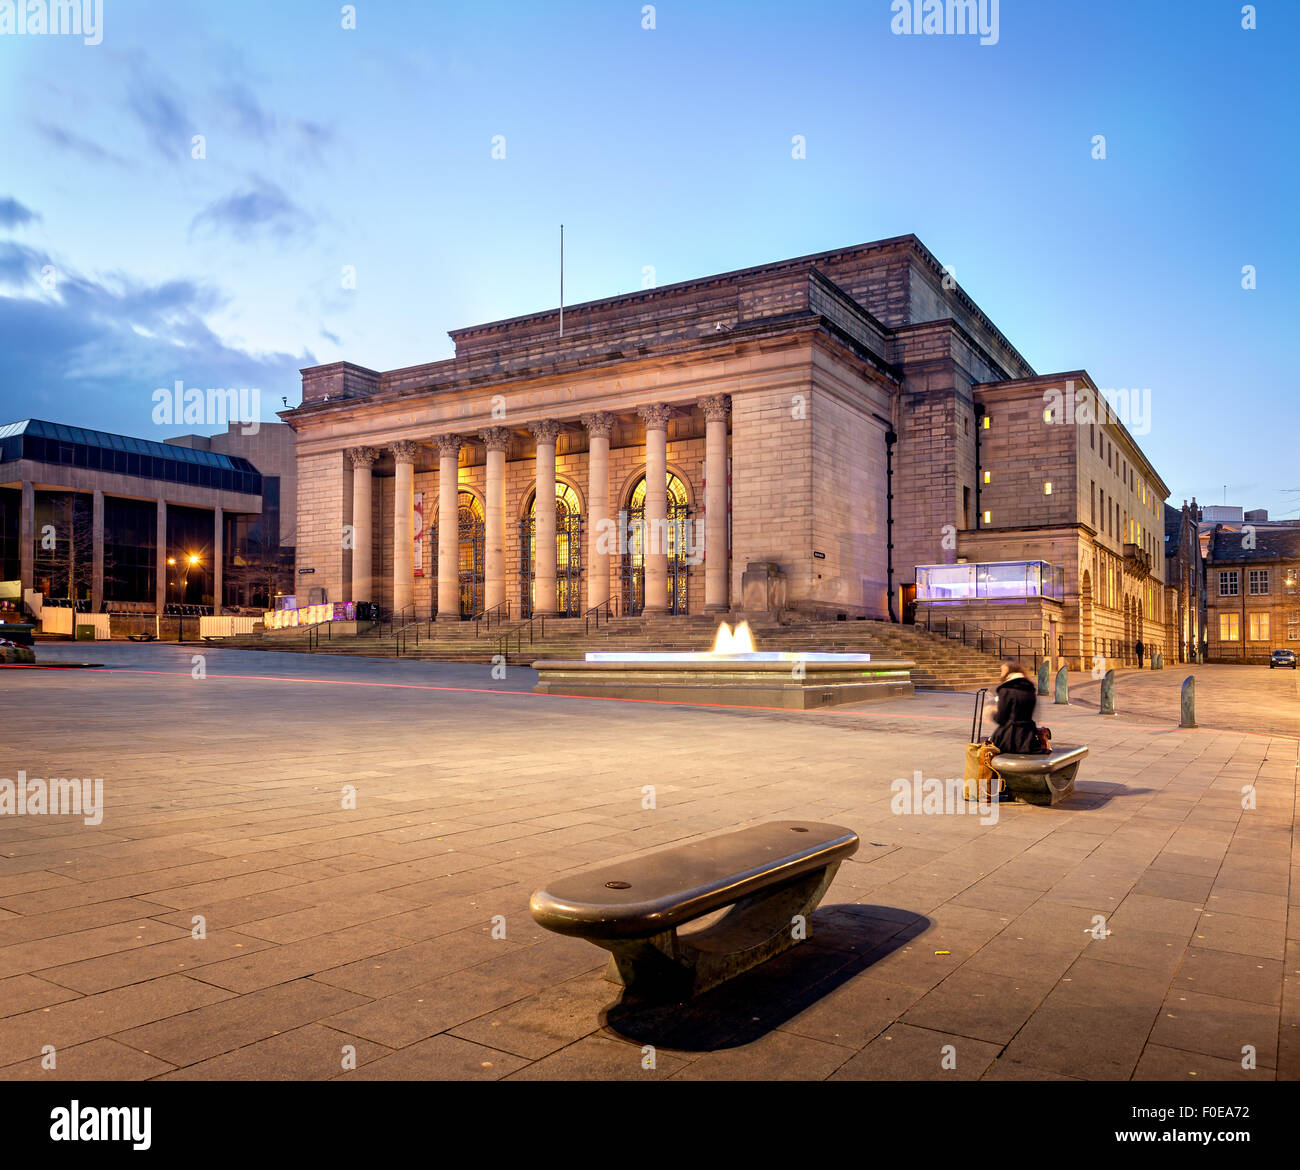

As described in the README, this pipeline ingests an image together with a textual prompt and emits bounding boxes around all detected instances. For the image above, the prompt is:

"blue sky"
[1,0,1296,516]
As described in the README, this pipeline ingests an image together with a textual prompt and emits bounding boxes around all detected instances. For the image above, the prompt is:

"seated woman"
[989,659,1048,754]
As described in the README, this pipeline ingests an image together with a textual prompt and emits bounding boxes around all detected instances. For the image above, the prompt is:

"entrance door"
[431,491,485,618]
[519,483,583,617]
[900,583,917,624]
[619,473,691,616]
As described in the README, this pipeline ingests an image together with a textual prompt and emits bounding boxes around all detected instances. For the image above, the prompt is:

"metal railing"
[473,600,511,636]
[582,597,618,635]
[497,613,547,657]
[920,610,1045,671]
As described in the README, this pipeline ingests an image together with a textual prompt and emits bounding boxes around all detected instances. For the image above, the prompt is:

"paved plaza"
[0,645,1296,1081]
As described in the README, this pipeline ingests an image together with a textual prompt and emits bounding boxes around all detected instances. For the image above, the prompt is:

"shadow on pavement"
[600,904,927,1051]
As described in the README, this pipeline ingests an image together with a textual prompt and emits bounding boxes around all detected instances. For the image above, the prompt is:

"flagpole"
[559,224,564,338]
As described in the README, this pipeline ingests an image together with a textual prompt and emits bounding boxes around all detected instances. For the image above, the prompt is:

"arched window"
[621,472,691,615]
[431,491,485,618]
[519,483,583,616]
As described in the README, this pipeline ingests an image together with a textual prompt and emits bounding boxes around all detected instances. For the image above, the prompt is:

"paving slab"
[0,643,1294,1081]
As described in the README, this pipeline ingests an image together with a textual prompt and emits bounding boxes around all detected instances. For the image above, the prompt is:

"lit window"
[982,416,990,429]
[983,510,992,524]
[1249,613,1270,641]
[1043,408,1053,423]
[1220,613,1239,641]
[1044,482,1053,495]
[983,471,991,484]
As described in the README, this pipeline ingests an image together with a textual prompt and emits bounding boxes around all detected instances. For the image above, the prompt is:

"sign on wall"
[414,492,424,577]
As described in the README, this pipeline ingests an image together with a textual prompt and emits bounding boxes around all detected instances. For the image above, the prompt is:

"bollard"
[1037,660,1051,695]
[1179,675,1197,728]
[1099,669,1116,715]
[1054,664,1069,705]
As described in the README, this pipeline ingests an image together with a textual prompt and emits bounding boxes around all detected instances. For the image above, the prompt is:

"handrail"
[379,603,417,637]
[582,597,617,635]
[474,600,511,636]
[391,614,422,657]
[496,612,546,658]
[921,609,1045,672]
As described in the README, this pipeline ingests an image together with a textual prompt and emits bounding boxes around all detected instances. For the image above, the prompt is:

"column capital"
[699,394,731,422]
[528,418,563,444]
[433,433,464,458]
[479,426,512,452]
[348,445,381,469]
[389,440,420,465]
[580,411,617,439]
[637,403,673,431]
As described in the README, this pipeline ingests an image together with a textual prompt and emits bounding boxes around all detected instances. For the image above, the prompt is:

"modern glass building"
[0,418,280,613]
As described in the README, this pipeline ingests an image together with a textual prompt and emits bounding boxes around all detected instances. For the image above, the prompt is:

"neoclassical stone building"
[283,234,1176,666]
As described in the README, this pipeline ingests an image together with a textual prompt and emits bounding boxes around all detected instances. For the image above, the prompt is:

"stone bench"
[992,746,1089,806]
[529,821,858,999]
[127,634,157,642]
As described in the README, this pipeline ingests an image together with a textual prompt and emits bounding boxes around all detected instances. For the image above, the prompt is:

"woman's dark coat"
[990,675,1044,754]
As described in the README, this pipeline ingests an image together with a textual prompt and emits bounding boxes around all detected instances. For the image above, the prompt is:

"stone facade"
[1204,524,1300,663]
[283,235,1178,653]
[1165,499,1207,663]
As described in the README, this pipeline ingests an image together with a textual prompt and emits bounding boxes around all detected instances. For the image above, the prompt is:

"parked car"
[1270,648,1297,669]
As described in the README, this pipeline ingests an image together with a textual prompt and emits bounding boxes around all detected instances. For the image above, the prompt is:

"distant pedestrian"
[1135,639,1145,668]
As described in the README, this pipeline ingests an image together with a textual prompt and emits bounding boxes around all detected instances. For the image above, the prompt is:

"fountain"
[531,621,914,708]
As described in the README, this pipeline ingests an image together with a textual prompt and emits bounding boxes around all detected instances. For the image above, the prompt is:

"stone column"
[529,420,562,616]
[581,412,616,611]
[638,404,673,615]
[700,394,731,613]
[155,498,167,613]
[435,434,464,620]
[212,506,223,612]
[19,481,34,594]
[480,427,511,611]
[91,489,105,613]
[390,440,419,614]
[348,446,379,603]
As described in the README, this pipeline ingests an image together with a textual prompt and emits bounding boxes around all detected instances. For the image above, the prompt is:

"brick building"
[284,234,1176,666]
[1204,524,1300,663]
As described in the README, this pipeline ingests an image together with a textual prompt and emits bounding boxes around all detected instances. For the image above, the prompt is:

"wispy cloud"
[217,83,335,162]
[220,82,275,140]
[35,123,132,169]
[0,197,41,229]
[125,61,190,161]
[189,181,314,242]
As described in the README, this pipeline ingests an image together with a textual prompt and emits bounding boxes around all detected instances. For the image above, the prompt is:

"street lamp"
[178,553,201,642]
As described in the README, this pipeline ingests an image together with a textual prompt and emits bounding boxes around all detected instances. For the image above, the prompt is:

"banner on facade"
[414,492,424,577]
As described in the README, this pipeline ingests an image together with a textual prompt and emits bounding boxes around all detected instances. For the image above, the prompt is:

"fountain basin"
[531,651,915,708]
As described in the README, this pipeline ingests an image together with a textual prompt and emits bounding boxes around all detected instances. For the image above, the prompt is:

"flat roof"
[0,419,258,473]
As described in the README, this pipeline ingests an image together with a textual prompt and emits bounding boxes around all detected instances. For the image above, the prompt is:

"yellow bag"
[963,741,1000,803]
[962,688,1001,803]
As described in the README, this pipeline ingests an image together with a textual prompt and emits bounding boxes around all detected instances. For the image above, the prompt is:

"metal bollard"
[1099,669,1116,715]
[1055,665,1069,705]
[1037,660,1051,695]
[1180,675,1197,728]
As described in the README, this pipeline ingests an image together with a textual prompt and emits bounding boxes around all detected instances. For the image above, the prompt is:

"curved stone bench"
[529,821,858,999]
[992,746,1089,806]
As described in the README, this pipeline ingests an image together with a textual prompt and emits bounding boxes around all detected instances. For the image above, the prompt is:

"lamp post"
[176,553,200,642]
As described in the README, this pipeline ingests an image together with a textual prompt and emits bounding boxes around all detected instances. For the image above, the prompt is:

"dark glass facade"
[0,420,261,496]
[104,496,157,603]
[0,487,19,582]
